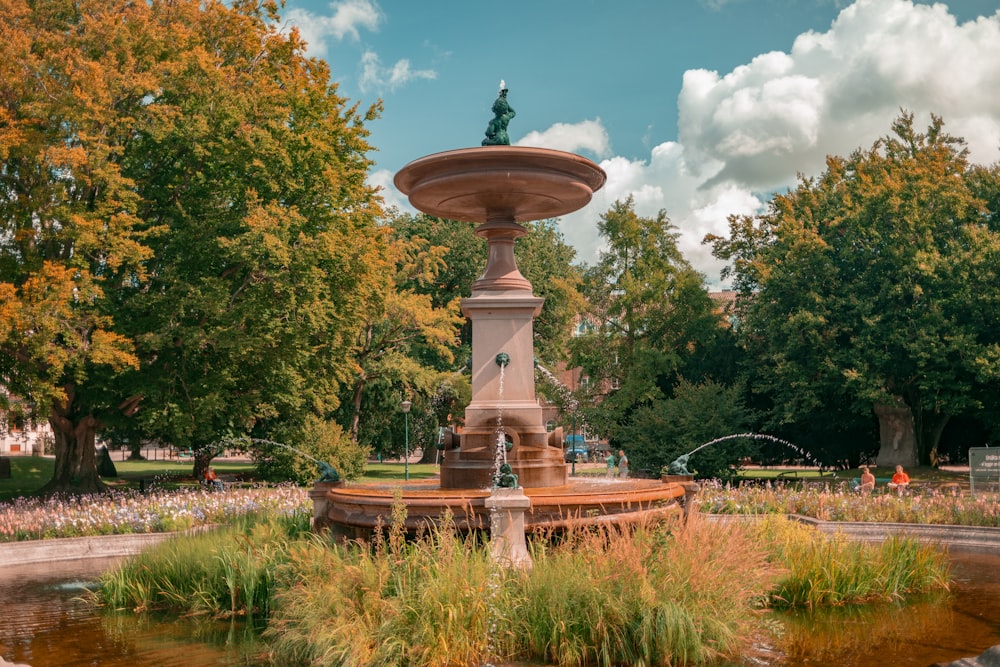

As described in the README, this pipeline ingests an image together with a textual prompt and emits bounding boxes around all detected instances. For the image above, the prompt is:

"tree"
[621,379,751,479]
[570,198,722,448]
[340,218,463,445]
[1,0,156,492]
[0,0,385,490]
[710,113,1000,466]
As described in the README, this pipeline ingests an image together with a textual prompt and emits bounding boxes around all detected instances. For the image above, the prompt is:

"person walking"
[617,450,629,479]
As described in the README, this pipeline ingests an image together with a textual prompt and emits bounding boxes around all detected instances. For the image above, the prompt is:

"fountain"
[667,433,824,476]
[315,85,693,539]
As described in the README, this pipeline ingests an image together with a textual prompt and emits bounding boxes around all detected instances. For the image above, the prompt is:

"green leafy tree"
[710,113,1000,466]
[0,0,384,490]
[570,198,722,448]
[622,379,751,479]
[340,217,463,447]
[516,220,585,364]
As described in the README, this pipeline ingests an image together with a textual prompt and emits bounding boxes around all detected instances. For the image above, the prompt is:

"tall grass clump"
[266,505,511,667]
[267,511,777,667]
[515,515,774,667]
[754,516,950,608]
[97,509,310,617]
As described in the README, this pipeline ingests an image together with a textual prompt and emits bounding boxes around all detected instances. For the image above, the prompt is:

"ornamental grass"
[265,512,774,667]
[97,510,311,617]
[752,515,950,608]
[92,502,949,667]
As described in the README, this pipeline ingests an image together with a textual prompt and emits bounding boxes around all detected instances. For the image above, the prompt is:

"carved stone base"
[484,487,533,569]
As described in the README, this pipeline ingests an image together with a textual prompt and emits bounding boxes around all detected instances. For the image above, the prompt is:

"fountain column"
[394,145,606,489]
[451,213,560,488]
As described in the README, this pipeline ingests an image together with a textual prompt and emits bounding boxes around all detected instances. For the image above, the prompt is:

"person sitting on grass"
[204,466,224,491]
[858,465,876,495]
[887,464,910,496]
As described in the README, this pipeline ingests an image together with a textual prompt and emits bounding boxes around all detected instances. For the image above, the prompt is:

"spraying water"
[669,433,819,475]
[534,360,579,412]
[491,363,509,488]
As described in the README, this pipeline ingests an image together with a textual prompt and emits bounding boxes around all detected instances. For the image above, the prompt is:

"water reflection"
[761,550,1000,666]
[0,559,263,667]
[1,550,997,666]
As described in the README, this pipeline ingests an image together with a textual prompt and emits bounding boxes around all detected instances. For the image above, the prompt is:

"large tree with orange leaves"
[0,0,384,491]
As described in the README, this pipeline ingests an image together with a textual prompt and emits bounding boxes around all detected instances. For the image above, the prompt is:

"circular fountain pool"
[313,476,693,538]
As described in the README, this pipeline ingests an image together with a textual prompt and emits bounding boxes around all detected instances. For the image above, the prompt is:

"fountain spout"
[667,454,691,476]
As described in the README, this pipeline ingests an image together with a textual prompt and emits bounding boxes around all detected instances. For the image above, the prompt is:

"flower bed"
[0,484,309,542]
[698,481,1000,527]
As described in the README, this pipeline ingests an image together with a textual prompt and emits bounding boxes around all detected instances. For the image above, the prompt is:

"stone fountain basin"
[393,146,607,223]
[315,478,690,537]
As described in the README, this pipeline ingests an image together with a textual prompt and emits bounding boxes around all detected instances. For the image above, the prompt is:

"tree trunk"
[128,441,146,460]
[874,399,919,468]
[192,448,214,482]
[924,412,951,467]
[349,377,365,443]
[41,399,105,495]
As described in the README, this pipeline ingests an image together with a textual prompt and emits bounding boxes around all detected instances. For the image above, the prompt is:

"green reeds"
[96,510,309,617]
[755,516,950,608]
[96,505,951,666]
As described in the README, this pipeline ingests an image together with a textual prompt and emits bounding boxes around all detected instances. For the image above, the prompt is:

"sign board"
[968,447,1000,496]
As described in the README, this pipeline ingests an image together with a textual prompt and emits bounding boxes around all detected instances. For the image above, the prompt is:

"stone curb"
[789,515,1000,552]
[0,531,185,567]
[706,513,1000,553]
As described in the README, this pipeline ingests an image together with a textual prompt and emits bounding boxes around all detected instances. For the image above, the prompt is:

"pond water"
[1,550,998,666]
[755,549,1000,666]
[0,558,264,667]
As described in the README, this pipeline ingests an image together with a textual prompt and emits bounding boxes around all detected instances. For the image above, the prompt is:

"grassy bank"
[93,509,949,667]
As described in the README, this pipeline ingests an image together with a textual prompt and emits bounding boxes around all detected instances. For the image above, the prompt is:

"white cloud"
[285,0,382,56]
[557,140,757,285]
[368,168,409,215]
[377,0,1000,289]
[679,0,1000,190]
[515,119,612,159]
[359,51,436,94]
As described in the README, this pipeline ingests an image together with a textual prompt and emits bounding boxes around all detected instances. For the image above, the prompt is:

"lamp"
[400,399,412,481]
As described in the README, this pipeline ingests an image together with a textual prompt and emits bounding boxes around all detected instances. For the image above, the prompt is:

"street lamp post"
[571,412,577,477]
[401,399,412,481]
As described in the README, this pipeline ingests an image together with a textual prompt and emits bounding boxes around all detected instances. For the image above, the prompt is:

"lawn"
[358,462,440,483]
[0,456,257,501]
[0,454,971,502]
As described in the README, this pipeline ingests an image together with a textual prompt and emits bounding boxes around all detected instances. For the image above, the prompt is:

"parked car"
[564,446,588,463]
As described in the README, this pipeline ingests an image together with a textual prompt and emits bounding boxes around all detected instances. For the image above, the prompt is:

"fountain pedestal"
[395,147,606,489]
[485,487,533,569]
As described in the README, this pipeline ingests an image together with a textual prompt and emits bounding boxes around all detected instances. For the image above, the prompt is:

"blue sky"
[281,0,1000,285]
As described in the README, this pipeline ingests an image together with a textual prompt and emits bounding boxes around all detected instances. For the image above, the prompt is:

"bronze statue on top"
[482,81,515,146]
